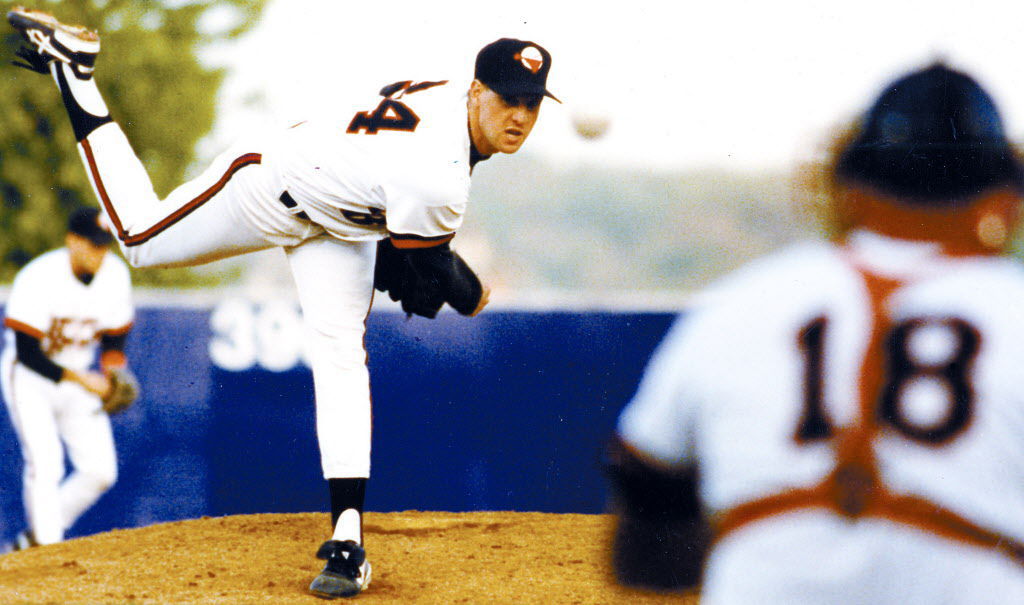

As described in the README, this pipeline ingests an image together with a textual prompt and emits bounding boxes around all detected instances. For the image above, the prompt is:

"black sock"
[54,63,112,141]
[329,478,367,538]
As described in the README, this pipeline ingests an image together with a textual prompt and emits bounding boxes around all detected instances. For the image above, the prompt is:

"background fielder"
[7,7,557,599]
[608,63,1024,604]
[1,207,133,549]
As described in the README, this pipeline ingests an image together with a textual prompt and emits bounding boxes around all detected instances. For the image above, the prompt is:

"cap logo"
[515,46,543,74]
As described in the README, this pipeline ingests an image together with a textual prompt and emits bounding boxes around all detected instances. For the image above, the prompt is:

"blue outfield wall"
[0,301,678,542]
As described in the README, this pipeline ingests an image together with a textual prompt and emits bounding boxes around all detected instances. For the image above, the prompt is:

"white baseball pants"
[1,357,117,544]
[75,121,375,480]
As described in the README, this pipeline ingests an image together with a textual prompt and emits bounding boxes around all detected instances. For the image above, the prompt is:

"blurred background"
[5,0,1024,304]
[3,0,1024,538]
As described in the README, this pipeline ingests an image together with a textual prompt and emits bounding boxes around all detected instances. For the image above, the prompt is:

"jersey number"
[796,316,980,445]
[346,80,447,135]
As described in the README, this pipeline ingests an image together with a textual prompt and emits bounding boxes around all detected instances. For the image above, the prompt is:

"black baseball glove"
[373,238,484,319]
[605,436,710,592]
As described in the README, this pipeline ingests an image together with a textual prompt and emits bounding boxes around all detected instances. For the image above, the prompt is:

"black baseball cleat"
[7,6,100,78]
[309,540,372,599]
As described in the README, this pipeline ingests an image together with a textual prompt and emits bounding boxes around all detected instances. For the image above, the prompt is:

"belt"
[279,191,310,221]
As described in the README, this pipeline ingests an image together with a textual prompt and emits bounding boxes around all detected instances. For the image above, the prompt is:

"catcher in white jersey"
[609,63,1024,604]
[7,7,557,598]
[2,207,134,549]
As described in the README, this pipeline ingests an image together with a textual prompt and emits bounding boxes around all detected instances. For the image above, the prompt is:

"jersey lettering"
[346,80,448,135]
[44,317,99,356]
[341,208,387,226]
[347,99,419,134]
[795,316,979,445]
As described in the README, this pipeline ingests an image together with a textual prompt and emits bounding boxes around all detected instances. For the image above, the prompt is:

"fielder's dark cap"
[475,38,560,103]
[68,206,113,246]
[836,63,1024,206]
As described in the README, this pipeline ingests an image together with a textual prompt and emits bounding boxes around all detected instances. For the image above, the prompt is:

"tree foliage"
[0,0,266,284]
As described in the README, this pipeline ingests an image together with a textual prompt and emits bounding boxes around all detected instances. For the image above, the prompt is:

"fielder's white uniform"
[69,72,477,479]
[1,248,133,545]
[618,229,1024,604]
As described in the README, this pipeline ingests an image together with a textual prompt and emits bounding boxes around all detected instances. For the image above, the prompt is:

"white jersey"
[618,229,1024,603]
[265,79,474,245]
[2,248,133,373]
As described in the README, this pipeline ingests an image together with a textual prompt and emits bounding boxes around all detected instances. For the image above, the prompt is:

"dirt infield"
[0,511,698,604]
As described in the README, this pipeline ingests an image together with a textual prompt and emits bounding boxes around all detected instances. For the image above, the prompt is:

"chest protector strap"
[716,257,1024,568]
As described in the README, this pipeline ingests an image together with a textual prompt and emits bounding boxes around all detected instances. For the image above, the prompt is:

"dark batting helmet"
[836,63,1024,206]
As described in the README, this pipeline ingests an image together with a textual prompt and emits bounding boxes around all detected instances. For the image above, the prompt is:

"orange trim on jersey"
[3,318,45,340]
[99,322,134,337]
[714,261,1024,569]
[839,187,1021,256]
[388,232,455,249]
[80,138,262,247]
[100,350,127,370]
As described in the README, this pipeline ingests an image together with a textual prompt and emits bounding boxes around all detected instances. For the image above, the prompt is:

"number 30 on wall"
[209,299,308,371]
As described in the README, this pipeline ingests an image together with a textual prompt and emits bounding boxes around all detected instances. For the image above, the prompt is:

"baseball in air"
[571,108,610,140]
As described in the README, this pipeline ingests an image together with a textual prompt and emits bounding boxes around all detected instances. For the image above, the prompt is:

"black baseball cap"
[475,38,560,103]
[836,62,1024,206]
[68,206,114,246]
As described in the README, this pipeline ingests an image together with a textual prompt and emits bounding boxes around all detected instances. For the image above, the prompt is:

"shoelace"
[325,546,365,578]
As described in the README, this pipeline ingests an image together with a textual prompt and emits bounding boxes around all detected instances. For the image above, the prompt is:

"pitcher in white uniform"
[609,63,1024,604]
[8,7,558,598]
[2,207,134,550]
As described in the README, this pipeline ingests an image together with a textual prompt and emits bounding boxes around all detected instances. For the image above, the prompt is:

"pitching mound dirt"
[0,511,697,604]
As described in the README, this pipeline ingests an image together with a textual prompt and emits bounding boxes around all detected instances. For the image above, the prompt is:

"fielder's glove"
[374,238,483,319]
[102,367,140,415]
